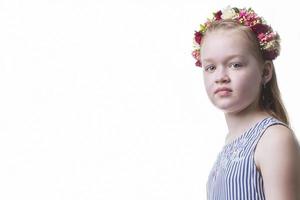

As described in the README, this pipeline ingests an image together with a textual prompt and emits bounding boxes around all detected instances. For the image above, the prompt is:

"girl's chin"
[213,101,240,112]
[215,102,253,114]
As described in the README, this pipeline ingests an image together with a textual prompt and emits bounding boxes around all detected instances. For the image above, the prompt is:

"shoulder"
[255,124,300,199]
[256,124,300,168]
[258,124,299,151]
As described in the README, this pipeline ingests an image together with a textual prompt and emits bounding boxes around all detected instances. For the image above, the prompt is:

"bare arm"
[256,125,300,200]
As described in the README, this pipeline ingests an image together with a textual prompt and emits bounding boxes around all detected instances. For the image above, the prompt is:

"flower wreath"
[192,6,280,67]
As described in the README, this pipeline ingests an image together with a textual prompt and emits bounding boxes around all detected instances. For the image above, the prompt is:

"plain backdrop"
[0,0,299,199]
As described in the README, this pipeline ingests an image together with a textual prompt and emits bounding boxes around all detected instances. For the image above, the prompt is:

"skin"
[201,29,300,199]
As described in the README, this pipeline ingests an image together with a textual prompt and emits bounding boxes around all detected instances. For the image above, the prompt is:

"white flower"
[264,40,278,50]
[193,40,200,49]
[221,6,237,19]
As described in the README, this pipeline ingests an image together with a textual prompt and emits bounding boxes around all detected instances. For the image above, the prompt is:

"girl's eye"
[230,63,243,68]
[205,65,216,72]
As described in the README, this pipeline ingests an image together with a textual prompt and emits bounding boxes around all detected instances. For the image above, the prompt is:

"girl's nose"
[215,68,230,83]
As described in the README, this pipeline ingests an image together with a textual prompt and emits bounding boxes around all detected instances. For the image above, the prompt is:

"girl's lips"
[216,90,232,96]
[214,87,232,94]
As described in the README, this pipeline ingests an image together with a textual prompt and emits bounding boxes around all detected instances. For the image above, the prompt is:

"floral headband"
[192,6,280,67]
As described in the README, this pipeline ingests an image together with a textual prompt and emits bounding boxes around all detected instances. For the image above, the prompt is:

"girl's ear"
[262,61,273,84]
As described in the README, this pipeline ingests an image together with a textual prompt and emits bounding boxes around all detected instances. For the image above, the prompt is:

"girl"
[192,6,300,200]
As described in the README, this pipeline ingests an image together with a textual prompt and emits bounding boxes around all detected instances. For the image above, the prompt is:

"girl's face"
[200,29,264,114]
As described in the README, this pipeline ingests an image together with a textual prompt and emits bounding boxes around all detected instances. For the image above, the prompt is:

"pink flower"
[265,32,276,42]
[192,50,202,67]
[239,10,247,18]
[258,33,267,42]
[258,32,275,43]
[192,50,200,60]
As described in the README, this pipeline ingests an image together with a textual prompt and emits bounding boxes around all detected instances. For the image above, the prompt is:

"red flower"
[194,31,202,44]
[214,10,222,20]
[251,23,269,34]
[195,60,202,67]
[263,50,278,60]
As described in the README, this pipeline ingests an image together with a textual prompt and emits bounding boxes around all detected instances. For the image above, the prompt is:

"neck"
[224,103,271,145]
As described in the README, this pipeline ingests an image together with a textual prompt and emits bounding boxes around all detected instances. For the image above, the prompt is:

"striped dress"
[206,116,289,199]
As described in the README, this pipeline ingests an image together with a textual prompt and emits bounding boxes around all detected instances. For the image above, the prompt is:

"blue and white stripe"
[206,117,289,200]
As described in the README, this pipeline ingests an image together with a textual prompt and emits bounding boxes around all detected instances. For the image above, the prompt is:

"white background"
[0,0,299,199]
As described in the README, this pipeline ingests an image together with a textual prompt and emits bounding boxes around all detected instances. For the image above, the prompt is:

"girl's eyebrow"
[203,54,245,63]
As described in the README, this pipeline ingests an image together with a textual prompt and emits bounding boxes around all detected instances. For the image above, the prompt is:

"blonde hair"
[202,20,290,126]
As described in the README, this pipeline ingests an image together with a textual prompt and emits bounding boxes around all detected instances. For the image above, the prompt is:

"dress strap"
[250,117,290,153]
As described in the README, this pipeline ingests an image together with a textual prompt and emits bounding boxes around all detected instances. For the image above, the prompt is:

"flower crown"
[192,6,280,67]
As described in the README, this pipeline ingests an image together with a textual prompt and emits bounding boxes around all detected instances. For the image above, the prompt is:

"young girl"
[192,6,300,199]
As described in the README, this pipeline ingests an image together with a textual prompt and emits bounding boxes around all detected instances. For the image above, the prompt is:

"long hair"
[202,20,290,126]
